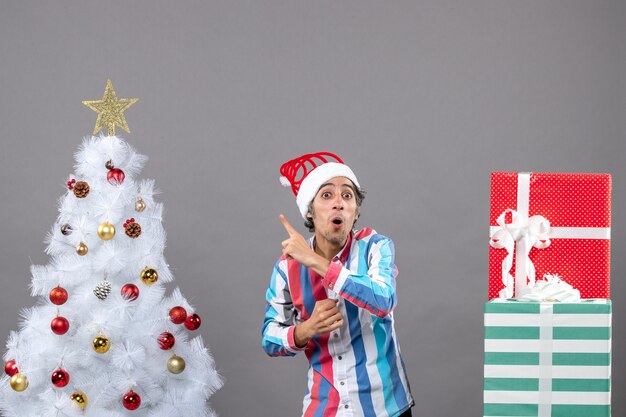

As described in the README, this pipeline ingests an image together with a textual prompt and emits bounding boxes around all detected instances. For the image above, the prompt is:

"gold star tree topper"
[82,79,139,136]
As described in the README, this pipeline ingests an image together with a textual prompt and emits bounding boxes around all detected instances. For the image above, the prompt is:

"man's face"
[308,176,359,246]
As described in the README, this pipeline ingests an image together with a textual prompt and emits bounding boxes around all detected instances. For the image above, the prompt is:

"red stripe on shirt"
[288,259,309,320]
[354,227,374,240]
[304,370,322,417]
[310,270,340,416]
[318,333,340,417]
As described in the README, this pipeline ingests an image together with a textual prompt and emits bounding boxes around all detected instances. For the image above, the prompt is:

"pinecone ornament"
[94,280,112,300]
[124,218,141,238]
[72,181,90,198]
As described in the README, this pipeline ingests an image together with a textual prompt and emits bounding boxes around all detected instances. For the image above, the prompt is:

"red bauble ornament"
[107,168,125,185]
[121,283,140,301]
[49,286,68,305]
[169,306,187,324]
[123,390,141,411]
[157,332,176,350]
[4,360,18,377]
[184,314,201,330]
[51,316,70,335]
[51,368,70,388]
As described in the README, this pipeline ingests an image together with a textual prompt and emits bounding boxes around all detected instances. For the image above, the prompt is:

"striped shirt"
[262,227,414,417]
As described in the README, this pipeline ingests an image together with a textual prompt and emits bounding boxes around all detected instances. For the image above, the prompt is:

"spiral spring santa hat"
[279,152,360,219]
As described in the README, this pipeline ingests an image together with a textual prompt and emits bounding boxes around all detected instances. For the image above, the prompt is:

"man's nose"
[332,195,344,210]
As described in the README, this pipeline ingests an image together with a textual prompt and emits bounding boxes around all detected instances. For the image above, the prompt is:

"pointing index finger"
[279,214,297,236]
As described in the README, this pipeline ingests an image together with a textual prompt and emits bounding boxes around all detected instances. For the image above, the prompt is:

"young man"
[262,152,414,417]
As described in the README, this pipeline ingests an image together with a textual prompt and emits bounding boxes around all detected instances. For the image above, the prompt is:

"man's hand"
[279,215,330,277]
[294,299,343,347]
[280,214,314,264]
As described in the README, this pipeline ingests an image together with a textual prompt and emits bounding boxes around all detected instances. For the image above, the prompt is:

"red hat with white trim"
[279,152,360,219]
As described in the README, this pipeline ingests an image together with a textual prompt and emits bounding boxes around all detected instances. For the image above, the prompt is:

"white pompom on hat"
[279,152,360,219]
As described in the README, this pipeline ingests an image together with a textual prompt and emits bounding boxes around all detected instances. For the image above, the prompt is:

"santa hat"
[279,152,360,219]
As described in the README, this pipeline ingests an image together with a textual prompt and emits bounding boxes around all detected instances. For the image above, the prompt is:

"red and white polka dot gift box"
[488,172,611,300]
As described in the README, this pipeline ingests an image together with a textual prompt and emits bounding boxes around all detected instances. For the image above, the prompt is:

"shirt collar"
[309,231,353,265]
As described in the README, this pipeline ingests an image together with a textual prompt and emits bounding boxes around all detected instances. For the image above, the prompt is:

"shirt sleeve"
[321,235,398,318]
[261,260,308,357]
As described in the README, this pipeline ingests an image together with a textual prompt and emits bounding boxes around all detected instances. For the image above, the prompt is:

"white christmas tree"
[0,81,222,417]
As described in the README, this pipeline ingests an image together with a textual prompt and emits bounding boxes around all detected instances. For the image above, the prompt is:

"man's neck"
[313,233,347,261]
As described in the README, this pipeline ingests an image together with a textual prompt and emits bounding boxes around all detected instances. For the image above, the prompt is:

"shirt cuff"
[322,262,350,294]
[287,325,308,351]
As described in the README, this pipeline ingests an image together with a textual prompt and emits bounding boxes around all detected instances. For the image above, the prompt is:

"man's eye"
[343,193,353,199]
[322,192,331,198]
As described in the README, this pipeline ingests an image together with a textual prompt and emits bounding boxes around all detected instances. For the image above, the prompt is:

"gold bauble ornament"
[140,267,158,286]
[97,222,116,240]
[93,334,110,353]
[9,373,28,392]
[76,242,88,256]
[70,391,88,410]
[135,197,146,212]
[167,354,186,374]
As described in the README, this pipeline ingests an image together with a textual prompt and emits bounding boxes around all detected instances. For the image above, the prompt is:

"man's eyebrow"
[319,182,355,190]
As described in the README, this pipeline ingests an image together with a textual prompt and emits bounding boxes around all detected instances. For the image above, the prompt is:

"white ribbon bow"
[517,273,581,302]
[490,209,551,298]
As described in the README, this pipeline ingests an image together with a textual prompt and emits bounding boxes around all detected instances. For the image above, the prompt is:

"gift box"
[484,299,611,417]
[489,173,611,299]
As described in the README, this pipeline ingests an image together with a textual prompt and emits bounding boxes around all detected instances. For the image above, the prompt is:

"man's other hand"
[294,299,343,347]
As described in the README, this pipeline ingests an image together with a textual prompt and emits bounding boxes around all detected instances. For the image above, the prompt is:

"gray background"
[1,1,624,416]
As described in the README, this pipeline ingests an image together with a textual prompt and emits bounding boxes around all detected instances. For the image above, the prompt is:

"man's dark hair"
[304,182,366,232]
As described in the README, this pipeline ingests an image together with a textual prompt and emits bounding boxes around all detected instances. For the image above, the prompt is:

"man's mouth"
[330,217,344,226]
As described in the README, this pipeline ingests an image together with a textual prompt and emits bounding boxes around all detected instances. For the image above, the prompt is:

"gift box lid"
[490,172,611,228]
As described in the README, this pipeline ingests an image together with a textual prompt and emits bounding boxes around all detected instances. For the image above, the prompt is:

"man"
[262,152,414,417]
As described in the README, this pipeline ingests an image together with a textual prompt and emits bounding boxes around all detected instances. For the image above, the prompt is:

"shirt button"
[340,381,345,386]
[334,333,339,338]
[344,405,349,409]
[338,356,342,360]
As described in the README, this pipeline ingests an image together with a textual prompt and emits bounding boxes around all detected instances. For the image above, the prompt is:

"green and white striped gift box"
[484,299,611,417]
